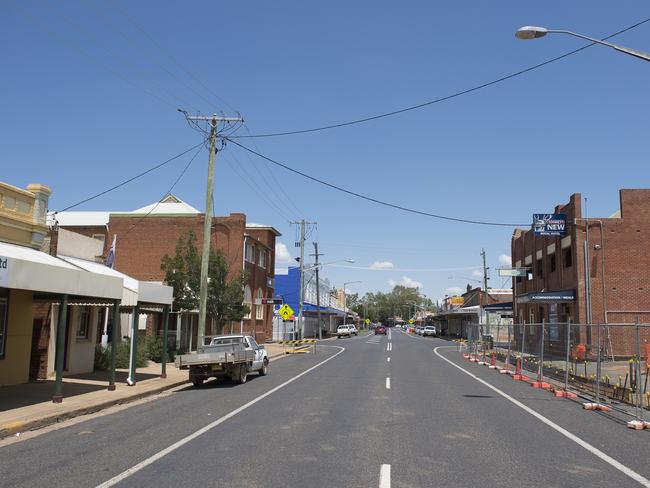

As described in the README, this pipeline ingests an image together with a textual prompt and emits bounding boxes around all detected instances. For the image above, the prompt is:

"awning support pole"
[52,294,68,403]
[108,299,121,390]
[161,305,170,378]
[127,303,140,386]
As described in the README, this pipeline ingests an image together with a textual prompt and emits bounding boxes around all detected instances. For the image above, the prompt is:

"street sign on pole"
[497,268,528,277]
[255,298,283,305]
[365,318,371,325]
[278,304,294,321]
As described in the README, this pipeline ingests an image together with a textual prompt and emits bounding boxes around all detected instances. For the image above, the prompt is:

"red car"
[375,326,387,335]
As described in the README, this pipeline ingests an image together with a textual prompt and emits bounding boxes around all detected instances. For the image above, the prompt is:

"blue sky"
[2,1,648,301]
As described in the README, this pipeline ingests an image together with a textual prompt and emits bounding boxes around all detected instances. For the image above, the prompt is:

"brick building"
[52,195,280,345]
[511,189,650,355]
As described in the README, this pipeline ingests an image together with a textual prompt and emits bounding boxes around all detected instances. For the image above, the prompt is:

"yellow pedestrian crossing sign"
[278,304,294,321]
[365,319,371,325]
[409,319,414,324]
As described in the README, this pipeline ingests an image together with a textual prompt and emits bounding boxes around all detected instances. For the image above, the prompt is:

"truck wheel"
[259,359,269,376]
[192,377,204,388]
[236,364,248,384]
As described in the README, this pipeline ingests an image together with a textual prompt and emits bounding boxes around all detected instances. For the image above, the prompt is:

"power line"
[55,141,205,212]
[116,144,204,244]
[329,264,480,272]
[241,122,306,218]
[84,2,223,112]
[225,138,526,227]
[232,18,650,139]
[10,2,180,110]
[37,2,200,113]
[108,2,240,115]
[220,151,293,222]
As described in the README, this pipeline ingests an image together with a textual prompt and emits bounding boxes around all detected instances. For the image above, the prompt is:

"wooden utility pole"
[185,113,243,348]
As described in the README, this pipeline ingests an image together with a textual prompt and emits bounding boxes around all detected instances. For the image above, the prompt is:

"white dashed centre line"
[379,464,391,488]
[387,357,390,362]
[385,377,391,389]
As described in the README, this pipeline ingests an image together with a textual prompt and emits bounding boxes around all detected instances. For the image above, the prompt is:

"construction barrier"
[459,320,650,429]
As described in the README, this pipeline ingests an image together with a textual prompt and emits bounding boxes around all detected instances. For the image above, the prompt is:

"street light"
[515,26,650,62]
[304,258,354,272]
[343,280,362,326]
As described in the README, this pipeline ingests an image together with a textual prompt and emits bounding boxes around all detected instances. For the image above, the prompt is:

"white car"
[422,326,437,337]
[348,325,359,336]
[336,325,356,338]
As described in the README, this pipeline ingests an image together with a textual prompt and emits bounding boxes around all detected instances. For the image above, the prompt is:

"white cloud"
[445,286,463,295]
[499,254,512,266]
[388,276,423,289]
[275,242,293,265]
[370,261,394,270]
[472,269,482,278]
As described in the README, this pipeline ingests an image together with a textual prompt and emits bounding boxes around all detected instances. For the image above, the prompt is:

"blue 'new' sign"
[533,214,567,236]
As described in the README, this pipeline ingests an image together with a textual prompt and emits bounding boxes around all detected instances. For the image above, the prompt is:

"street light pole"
[515,26,650,62]
[343,281,362,326]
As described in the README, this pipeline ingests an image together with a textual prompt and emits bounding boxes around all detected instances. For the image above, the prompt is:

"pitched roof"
[130,194,199,215]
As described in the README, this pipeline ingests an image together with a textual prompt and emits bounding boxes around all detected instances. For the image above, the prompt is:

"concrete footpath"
[0,343,289,439]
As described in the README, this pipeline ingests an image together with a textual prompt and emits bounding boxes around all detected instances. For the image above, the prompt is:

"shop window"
[0,297,7,359]
[536,258,544,279]
[549,253,556,273]
[76,307,91,340]
[256,289,264,320]
[563,246,572,268]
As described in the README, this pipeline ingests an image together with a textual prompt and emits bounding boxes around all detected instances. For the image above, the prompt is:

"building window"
[536,258,544,279]
[244,286,252,319]
[258,249,266,269]
[549,253,556,273]
[256,289,264,320]
[563,246,572,268]
[0,297,7,359]
[76,306,91,340]
[245,242,255,263]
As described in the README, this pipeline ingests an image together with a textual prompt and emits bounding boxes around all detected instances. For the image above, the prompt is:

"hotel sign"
[533,214,567,236]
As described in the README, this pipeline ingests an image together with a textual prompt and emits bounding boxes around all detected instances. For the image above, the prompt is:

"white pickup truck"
[175,334,269,387]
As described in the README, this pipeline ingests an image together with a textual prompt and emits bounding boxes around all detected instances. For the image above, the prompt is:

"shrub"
[94,340,148,371]
[143,336,176,363]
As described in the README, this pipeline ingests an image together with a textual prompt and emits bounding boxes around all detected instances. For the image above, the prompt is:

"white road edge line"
[96,346,346,488]
[386,377,391,389]
[433,346,650,488]
[379,464,391,488]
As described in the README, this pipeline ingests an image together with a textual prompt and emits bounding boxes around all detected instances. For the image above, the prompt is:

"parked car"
[423,326,437,337]
[337,325,353,338]
[176,335,268,387]
[375,325,387,335]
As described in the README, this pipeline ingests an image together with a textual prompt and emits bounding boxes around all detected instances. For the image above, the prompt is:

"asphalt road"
[2,329,650,487]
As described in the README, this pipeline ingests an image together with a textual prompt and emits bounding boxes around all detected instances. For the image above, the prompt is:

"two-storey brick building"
[512,189,650,355]
[52,195,280,345]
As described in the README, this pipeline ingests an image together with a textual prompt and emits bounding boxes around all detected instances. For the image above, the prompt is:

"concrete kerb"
[0,349,295,440]
[0,378,189,439]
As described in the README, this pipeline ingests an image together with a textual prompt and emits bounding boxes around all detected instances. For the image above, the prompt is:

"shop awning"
[58,255,173,307]
[0,242,122,299]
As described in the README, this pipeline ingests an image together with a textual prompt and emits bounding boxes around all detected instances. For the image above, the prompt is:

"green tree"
[161,231,250,334]
[206,250,249,334]
[160,231,201,313]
